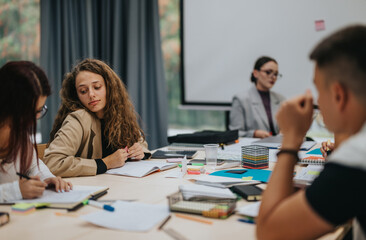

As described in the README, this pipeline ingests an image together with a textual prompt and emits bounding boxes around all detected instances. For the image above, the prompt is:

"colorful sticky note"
[242,177,253,180]
[308,171,320,176]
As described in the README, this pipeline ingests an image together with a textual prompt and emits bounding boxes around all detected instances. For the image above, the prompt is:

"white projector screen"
[181,0,366,107]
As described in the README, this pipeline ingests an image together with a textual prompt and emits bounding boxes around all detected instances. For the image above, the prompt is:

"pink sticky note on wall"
[315,20,325,31]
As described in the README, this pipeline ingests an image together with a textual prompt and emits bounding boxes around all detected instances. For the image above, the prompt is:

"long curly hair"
[49,59,145,149]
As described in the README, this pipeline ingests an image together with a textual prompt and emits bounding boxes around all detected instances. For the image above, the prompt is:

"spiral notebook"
[299,156,325,165]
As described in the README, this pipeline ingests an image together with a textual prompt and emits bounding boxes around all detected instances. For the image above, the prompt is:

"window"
[0,0,41,140]
[159,0,226,136]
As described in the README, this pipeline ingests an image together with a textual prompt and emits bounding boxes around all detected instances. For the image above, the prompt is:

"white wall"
[182,0,366,105]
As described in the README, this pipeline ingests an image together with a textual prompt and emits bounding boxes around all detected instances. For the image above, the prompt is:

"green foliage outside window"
[0,0,40,66]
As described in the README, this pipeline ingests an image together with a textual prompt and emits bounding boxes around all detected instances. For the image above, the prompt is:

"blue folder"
[209,169,272,183]
[306,148,322,155]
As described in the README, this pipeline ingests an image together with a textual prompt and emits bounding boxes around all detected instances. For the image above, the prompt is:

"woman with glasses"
[43,59,150,177]
[0,61,72,202]
[229,56,285,138]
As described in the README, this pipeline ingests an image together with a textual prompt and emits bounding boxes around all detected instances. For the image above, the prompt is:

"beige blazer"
[229,85,285,137]
[43,109,150,177]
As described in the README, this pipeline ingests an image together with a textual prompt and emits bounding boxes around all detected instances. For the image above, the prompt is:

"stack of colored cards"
[241,145,269,169]
[11,203,36,215]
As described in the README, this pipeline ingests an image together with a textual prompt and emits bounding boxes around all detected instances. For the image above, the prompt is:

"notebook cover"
[210,169,272,183]
[151,150,197,159]
[229,185,262,201]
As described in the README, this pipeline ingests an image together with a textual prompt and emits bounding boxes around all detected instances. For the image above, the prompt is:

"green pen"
[178,163,204,167]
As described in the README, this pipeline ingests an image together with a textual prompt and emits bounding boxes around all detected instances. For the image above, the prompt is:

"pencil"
[16,172,31,180]
[174,213,213,225]
[158,215,171,230]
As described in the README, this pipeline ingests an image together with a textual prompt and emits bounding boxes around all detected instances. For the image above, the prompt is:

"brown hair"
[310,25,366,105]
[49,59,145,149]
[0,61,50,174]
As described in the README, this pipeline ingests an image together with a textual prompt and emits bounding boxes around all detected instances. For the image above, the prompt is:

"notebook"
[293,165,324,187]
[151,150,198,159]
[229,185,263,201]
[11,185,109,210]
[179,184,237,200]
[210,169,272,183]
[194,175,260,188]
[106,161,178,178]
[298,156,326,165]
[167,143,205,151]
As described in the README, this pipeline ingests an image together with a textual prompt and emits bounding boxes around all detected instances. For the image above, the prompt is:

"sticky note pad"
[242,177,253,180]
[12,203,36,215]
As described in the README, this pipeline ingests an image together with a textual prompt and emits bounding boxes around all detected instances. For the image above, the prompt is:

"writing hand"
[19,175,47,199]
[320,140,334,157]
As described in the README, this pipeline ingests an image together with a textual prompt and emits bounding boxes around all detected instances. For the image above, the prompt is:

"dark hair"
[251,56,277,83]
[310,25,366,105]
[0,61,50,174]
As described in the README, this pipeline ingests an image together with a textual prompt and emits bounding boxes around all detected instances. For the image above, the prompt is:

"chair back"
[36,144,47,160]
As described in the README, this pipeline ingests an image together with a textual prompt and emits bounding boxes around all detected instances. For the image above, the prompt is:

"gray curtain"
[40,0,168,149]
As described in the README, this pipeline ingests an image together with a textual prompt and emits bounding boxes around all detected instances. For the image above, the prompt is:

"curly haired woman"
[43,59,150,177]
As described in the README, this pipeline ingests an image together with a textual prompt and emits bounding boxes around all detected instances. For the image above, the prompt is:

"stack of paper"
[80,201,170,232]
[179,184,237,200]
[237,202,261,218]
[194,175,260,188]
[293,165,324,187]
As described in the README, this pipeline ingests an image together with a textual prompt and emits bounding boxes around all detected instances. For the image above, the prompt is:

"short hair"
[251,56,277,83]
[310,25,366,105]
[0,61,50,174]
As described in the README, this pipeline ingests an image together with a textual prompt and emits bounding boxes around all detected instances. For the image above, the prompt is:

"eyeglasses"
[36,105,48,119]
[260,69,282,79]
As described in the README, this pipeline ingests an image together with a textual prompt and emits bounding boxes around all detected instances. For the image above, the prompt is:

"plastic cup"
[204,144,219,170]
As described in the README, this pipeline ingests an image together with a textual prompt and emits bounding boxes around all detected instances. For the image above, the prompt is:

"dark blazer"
[229,85,285,137]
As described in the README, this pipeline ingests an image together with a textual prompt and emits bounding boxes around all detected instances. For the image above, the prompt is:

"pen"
[175,213,213,225]
[326,139,332,156]
[158,215,171,230]
[87,200,115,212]
[16,172,31,180]
[238,218,255,224]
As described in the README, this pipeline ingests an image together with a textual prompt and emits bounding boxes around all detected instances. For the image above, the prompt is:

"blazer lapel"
[270,92,281,133]
[250,86,269,129]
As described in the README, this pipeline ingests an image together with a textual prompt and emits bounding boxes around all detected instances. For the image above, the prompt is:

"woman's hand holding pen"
[127,142,145,160]
[44,177,73,193]
[19,175,47,199]
[320,140,334,157]
[102,148,128,169]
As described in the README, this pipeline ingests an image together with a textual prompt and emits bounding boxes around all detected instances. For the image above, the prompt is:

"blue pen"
[238,218,255,224]
[88,200,115,212]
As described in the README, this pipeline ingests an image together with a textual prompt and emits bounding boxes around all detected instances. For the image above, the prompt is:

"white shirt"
[0,150,55,202]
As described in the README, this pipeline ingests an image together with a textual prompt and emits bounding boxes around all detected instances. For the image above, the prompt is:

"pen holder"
[241,145,269,169]
[167,192,236,219]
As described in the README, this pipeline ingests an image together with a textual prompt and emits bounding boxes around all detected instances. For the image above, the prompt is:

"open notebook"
[106,161,178,178]
[11,185,109,210]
